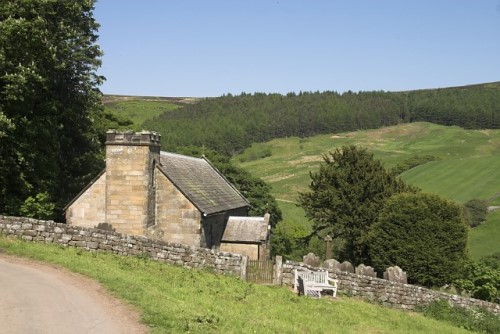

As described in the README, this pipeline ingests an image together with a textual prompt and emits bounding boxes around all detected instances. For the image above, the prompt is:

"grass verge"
[0,237,477,334]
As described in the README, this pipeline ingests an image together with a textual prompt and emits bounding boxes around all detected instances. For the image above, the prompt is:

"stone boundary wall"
[0,216,246,278]
[282,261,500,315]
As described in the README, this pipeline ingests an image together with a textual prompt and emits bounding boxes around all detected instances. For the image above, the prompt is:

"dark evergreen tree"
[369,192,468,287]
[298,145,415,265]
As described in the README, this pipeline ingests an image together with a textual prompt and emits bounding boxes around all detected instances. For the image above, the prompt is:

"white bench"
[294,269,338,298]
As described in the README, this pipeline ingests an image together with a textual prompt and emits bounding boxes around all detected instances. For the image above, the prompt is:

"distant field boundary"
[102,95,200,104]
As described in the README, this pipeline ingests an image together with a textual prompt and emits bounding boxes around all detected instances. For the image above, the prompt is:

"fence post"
[273,255,283,285]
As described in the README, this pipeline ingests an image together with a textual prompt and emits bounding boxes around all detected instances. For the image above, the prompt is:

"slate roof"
[221,215,269,243]
[159,152,249,215]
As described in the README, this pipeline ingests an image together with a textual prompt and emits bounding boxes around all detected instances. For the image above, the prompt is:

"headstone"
[303,252,321,267]
[355,264,377,277]
[339,260,355,273]
[322,259,341,272]
[383,266,407,283]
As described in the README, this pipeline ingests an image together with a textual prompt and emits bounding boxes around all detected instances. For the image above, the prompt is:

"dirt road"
[0,255,149,334]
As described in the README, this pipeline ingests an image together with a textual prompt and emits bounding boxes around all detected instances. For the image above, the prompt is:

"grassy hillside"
[102,95,197,130]
[234,122,500,203]
[402,156,500,203]
[233,122,500,258]
[0,238,480,334]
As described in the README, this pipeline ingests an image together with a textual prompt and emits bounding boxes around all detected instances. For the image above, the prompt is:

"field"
[233,122,500,258]
[0,238,479,334]
[102,95,197,128]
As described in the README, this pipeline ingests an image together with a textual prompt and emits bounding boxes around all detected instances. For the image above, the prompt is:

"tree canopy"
[369,192,468,287]
[0,0,104,218]
[298,145,415,265]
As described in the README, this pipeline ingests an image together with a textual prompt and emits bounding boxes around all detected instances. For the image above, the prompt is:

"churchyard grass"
[0,238,476,334]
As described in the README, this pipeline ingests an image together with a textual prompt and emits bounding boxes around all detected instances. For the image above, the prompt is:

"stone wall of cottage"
[65,172,106,228]
[152,167,203,247]
[0,216,246,278]
[281,261,500,315]
[105,131,160,236]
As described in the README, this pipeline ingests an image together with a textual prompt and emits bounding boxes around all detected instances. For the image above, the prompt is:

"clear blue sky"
[94,0,500,97]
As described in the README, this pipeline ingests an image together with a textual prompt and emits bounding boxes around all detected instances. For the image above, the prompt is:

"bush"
[454,261,500,303]
[238,146,272,162]
[463,199,488,227]
[19,192,55,220]
[418,300,500,334]
[481,252,500,270]
[369,192,468,287]
[391,155,437,175]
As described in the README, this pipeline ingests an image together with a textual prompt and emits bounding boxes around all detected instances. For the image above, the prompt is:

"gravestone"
[383,266,407,283]
[322,259,341,272]
[303,252,321,267]
[355,264,377,277]
[339,260,355,273]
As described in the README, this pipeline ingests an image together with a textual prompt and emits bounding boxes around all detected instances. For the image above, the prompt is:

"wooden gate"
[246,259,274,284]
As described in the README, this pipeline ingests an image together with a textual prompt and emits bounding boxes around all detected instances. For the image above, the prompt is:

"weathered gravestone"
[383,266,407,284]
[339,260,355,273]
[355,264,377,277]
[303,252,321,267]
[322,259,341,272]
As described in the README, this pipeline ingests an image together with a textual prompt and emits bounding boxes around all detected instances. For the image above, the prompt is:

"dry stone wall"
[3,215,500,315]
[282,261,500,315]
[0,216,246,278]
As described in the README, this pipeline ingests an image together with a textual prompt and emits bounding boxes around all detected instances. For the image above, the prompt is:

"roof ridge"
[160,151,204,161]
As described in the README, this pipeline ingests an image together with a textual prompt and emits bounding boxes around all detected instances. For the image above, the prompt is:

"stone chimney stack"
[105,130,161,235]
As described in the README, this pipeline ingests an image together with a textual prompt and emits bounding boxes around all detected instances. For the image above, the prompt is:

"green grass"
[468,211,500,260]
[234,123,500,203]
[401,156,500,203]
[103,99,181,128]
[232,122,500,257]
[0,238,478,334]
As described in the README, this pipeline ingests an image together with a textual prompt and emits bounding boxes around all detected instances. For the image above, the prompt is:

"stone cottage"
[65,130,270,256]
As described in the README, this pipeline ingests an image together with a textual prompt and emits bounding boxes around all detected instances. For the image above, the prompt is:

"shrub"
[463,199,488,227]
[481,252,500,270]
[454,261,500,303]
[418,300,500,334]
[19,192,55,220]
[391,155,437,175]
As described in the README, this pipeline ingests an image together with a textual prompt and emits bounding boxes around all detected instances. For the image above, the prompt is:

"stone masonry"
[105,130,160,235]
[3,215,499,316]
[282,261,500,315]
[0,216,246,278]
